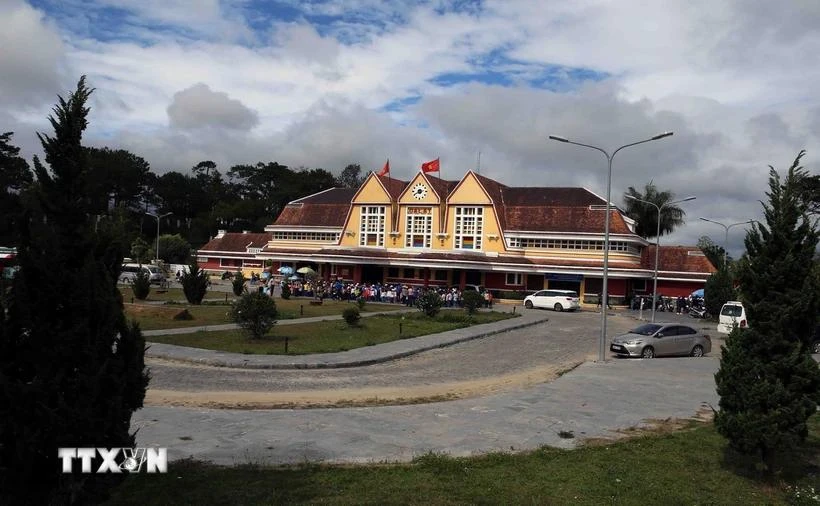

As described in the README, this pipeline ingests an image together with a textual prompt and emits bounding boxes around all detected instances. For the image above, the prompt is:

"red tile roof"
[642,246,717,274]
[424,174,458,201]
[273,204,350,227]
[199,232,271,253]
[504,207,633,234]
[290,187,357,205]
[377,175,408,200]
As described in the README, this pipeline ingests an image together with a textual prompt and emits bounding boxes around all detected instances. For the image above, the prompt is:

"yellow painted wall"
[398,174,440,205]
[442,173,504,253]
[447,174,492,204]
[340,174,393,248]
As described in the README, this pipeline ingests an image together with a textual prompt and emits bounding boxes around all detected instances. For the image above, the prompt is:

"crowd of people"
[247,275,495,307]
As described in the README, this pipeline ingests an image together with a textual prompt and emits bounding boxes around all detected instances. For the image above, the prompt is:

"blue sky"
[2,0,820,254]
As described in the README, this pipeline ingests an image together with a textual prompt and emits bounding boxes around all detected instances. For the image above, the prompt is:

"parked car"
[119,263,166,285]
[523,289,580,312]
[462,284,485,294]
[610,323,712,359]
[717,301,748,334]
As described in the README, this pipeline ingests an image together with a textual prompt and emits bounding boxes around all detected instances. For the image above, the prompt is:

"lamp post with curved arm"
[145,212,172,264]
[549,132,673,362]
[625,195,696,322]
[698,218,755,267]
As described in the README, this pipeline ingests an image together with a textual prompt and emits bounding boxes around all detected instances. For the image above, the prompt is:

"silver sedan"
[610,323,712,359]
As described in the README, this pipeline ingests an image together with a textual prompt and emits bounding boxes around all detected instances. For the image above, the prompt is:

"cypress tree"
[714,151,820,472]
[0,77,149,504]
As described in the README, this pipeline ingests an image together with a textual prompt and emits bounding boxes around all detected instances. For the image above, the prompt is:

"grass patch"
[146,311,515,354]
[106,416,820,505]
[124,299,407,330]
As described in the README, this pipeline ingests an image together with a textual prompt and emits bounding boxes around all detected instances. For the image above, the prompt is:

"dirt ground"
[144,358,588,410]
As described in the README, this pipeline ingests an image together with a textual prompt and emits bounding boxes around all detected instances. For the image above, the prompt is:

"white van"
[119,263,166,285]
[718,301,749,334]
[523,289,581,312]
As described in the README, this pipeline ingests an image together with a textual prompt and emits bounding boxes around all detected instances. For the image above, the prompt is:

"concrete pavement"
[134,355,721,466]
[134,305,727,467]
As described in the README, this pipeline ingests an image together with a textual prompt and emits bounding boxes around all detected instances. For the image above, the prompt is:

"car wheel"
[812,341,820,354]
[641,346,655,359]
[554,303,564,312]
[691,345,704,357]
[525,300,533,309]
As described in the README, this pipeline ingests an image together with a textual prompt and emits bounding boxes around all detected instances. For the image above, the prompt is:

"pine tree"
[714,151,820,472]
[0,77,149,504]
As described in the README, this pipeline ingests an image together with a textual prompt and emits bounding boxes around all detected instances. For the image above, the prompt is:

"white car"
[717,301,749,334]
[524,289,580,312]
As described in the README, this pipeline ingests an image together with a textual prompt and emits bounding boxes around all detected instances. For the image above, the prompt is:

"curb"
[146,315,548,370]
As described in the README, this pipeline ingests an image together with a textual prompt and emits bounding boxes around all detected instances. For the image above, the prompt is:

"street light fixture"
[699,217,755,267]
[549,131,673,362]
[145,212,173,265]
[625,194,696,322]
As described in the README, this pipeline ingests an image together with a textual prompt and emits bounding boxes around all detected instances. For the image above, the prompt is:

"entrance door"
[361,264,384,284]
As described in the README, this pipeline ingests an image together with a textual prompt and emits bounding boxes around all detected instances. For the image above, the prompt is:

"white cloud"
[0,0,65,108]
[6,0,820,257]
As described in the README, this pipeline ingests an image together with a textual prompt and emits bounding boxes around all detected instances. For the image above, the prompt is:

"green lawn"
[145,311,515,354]
[106,416,820,505]
[124,298,407,330]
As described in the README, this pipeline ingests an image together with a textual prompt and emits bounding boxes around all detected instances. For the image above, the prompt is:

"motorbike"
[689,306,710,319]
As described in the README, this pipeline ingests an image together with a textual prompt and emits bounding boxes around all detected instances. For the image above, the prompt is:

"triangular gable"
[397,171,442,204]
[447,171,494,204]
[350,172,394,204]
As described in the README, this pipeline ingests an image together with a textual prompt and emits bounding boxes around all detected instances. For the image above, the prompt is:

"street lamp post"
[145,212,172,265]
[625,195,696,322]
[699,218,755,267]
[549,131,673,362]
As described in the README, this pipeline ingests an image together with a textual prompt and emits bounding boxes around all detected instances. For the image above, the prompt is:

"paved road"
[145,308,718,405]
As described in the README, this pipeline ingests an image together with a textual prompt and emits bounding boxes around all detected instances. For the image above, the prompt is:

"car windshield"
[630,324,663,336]
[146,266,161,274]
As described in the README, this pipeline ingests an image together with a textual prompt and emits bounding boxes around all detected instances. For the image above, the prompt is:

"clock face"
[411,183,428,200]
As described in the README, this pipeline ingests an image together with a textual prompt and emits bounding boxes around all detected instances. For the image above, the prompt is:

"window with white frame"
[454,207,483,250]
[272,231,340,242]
[359,206,386,247]
[505,273,523,285]
[405,207,432,248]
[505,237,639,254]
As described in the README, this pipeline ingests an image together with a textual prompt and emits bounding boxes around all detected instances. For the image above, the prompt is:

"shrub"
[180,260,209,305]
[231,271,246,297]
[356,297,366,310]
[172,309,193,321]
[342,306,361,326]
[131,267,151,300]
[230,292,277,339]
[461,290,483,315]
[281,283,291,300]
[416,290,442,317]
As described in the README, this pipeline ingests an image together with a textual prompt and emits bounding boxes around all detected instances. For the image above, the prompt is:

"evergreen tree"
[180,259,209,304]
[0,132,34,246]
[714,151,820,472]
[0,77,149,504]
[703,266,735,317]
